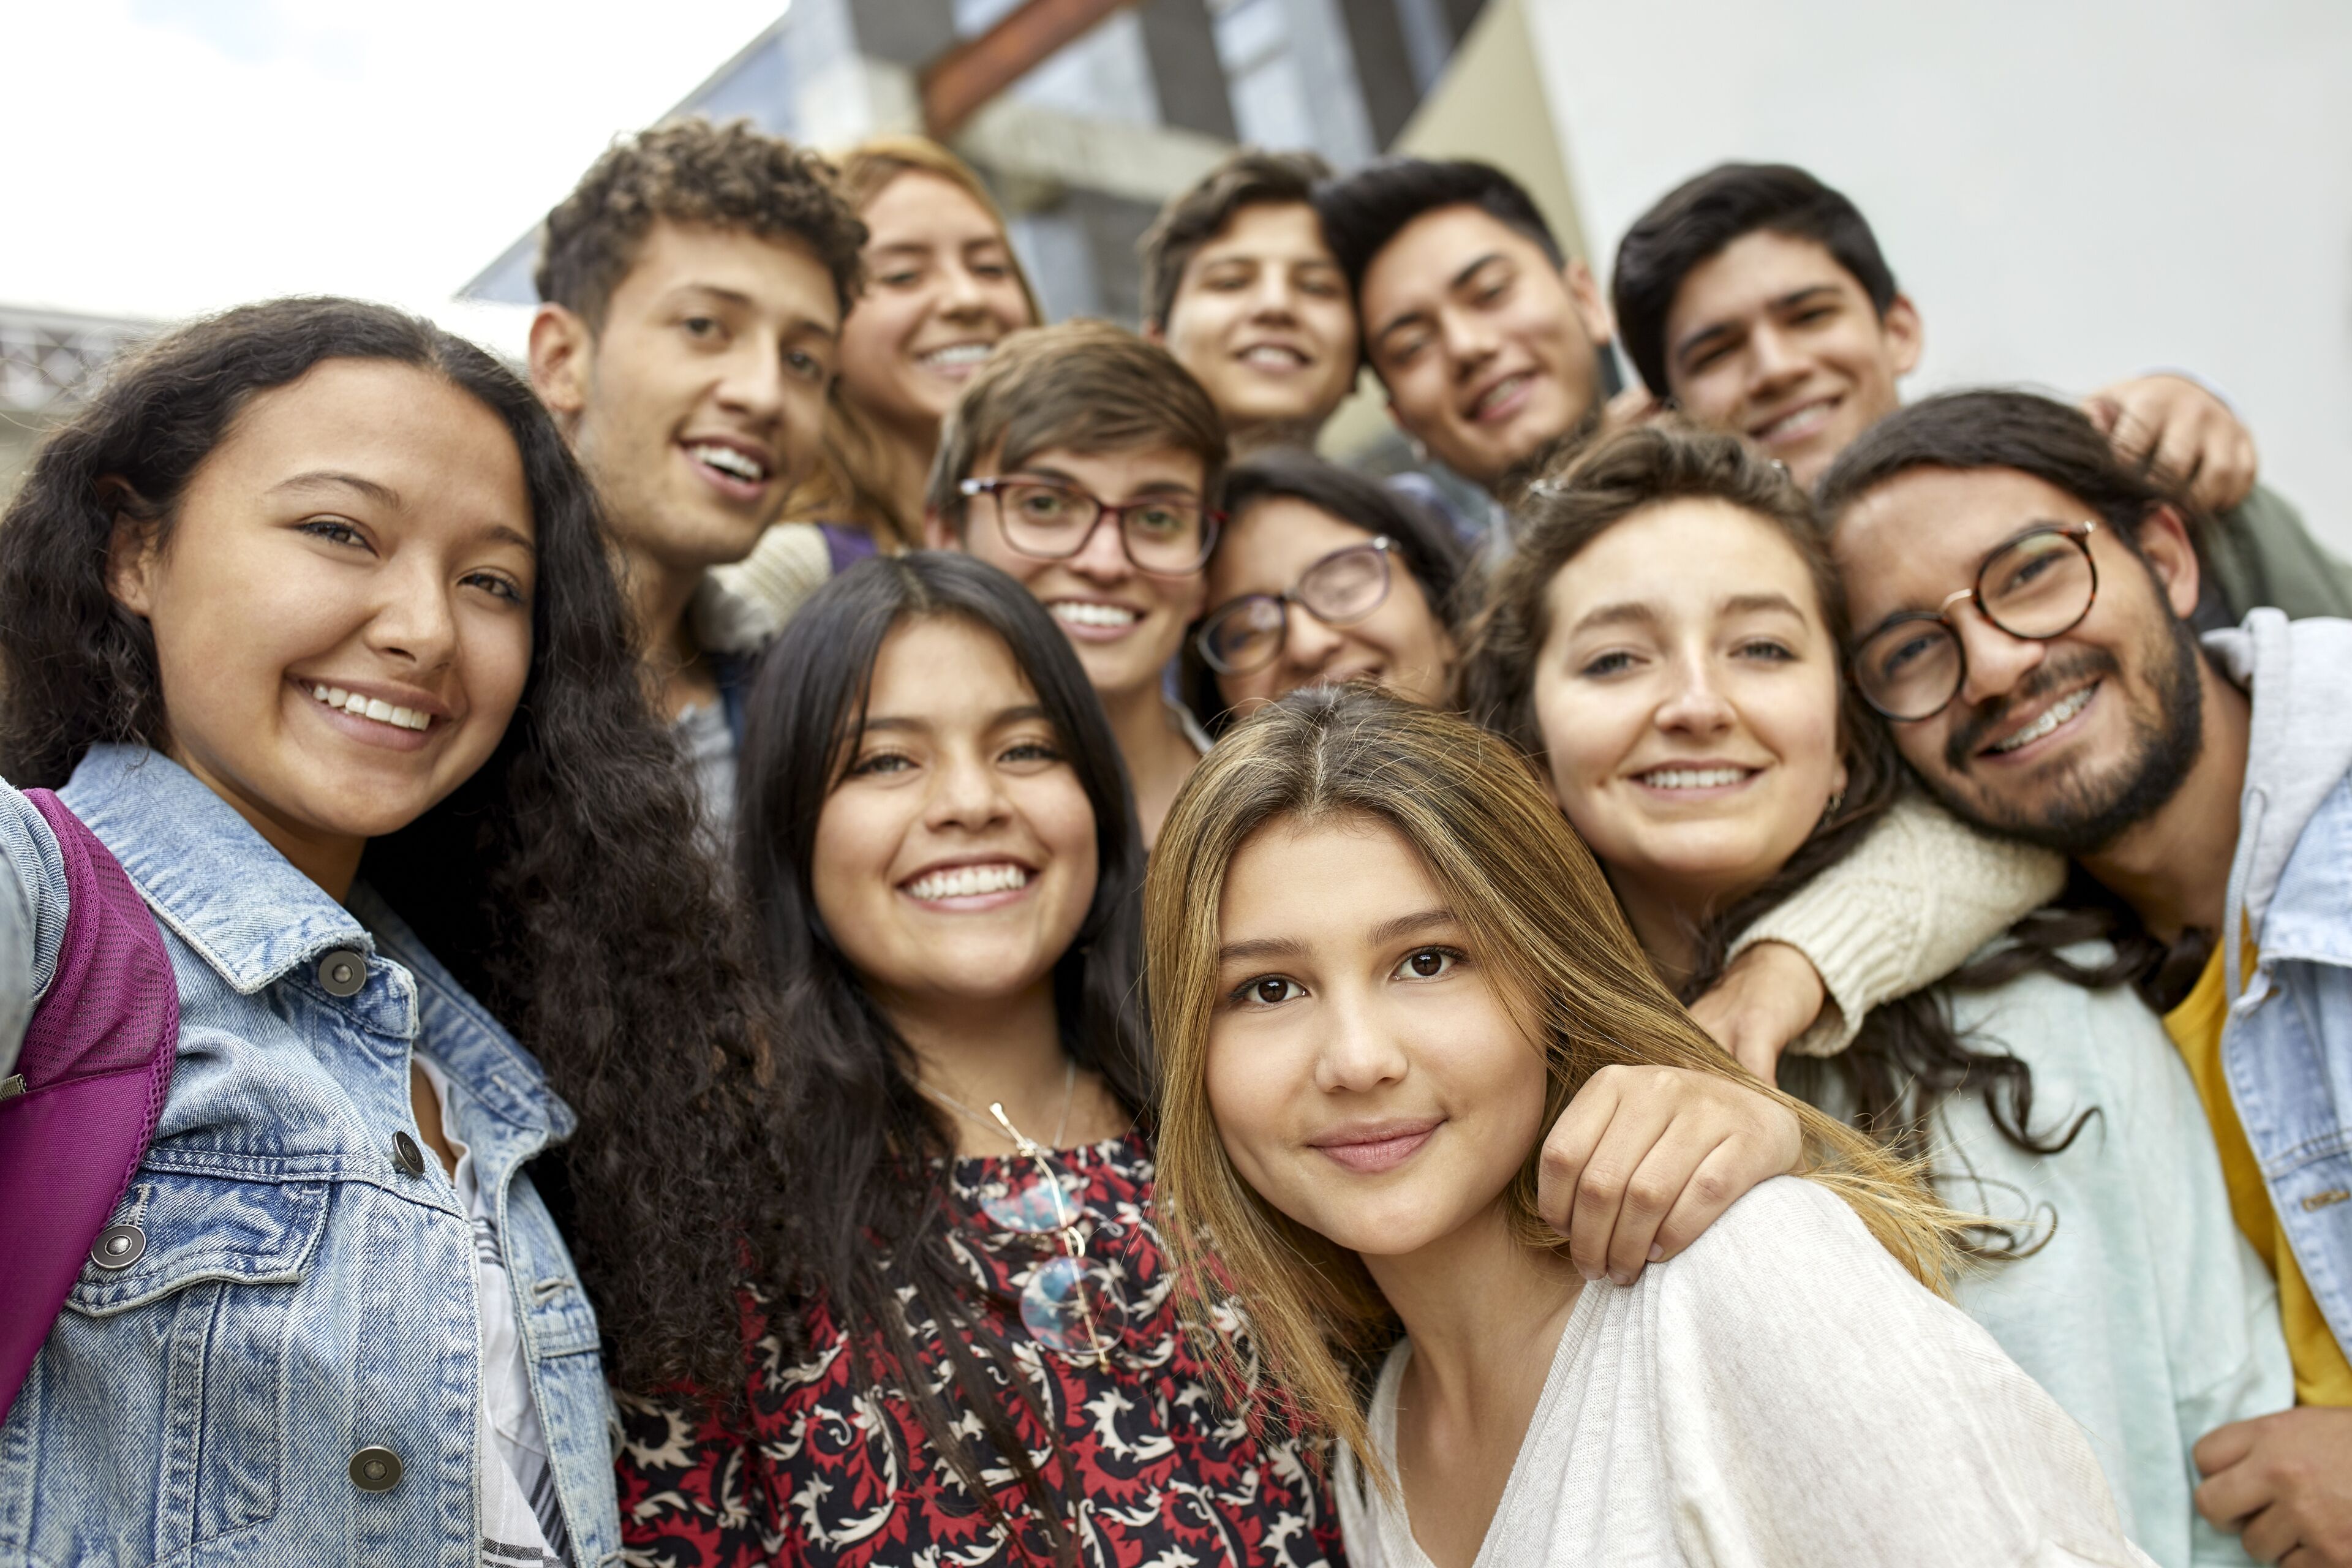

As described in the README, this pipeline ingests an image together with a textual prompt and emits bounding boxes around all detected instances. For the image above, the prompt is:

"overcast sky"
[0,0,789,358]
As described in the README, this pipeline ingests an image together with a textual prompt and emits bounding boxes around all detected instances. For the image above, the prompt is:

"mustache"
[1944,649,2119,770]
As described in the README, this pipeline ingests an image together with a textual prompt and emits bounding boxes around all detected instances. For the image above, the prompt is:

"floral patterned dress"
[616,1134,1343,1567]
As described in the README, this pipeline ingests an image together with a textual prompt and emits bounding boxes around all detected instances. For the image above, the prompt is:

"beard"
[1920,608,2206,856]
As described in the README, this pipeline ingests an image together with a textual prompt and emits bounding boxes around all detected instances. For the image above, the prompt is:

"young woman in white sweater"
[1146,684,2156,1567]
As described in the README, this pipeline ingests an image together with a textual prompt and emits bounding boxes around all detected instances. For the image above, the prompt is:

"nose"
[1311,988,1411,1096]
[1247,271,1299,323]
[1439,307,1498,377]
[936,260,989,322]
[364,554,460,673]
[1746,323,1804,401]
[1061,510,1136,586]
[1653,648,1736,736]
[925,743,1014,833]
[1280,601,1344,676]
[1953,606,2048,709]
[713,333,789,428]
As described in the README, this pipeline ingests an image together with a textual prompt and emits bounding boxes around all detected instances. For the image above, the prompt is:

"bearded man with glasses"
[1818,388,2352,1567]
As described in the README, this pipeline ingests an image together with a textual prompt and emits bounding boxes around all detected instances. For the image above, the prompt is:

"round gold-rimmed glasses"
[1850,521,2101,722]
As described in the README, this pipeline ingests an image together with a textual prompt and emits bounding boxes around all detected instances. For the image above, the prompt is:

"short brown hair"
[534,117,867,330]
[1136,148,1334,332]
[926,320,1229,522]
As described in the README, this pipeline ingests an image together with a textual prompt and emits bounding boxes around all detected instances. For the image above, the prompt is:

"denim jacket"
[2206,611,2352,1368]
[0,745,622,1567]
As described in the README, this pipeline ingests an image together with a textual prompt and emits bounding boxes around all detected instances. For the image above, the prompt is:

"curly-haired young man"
[527,118,865,826]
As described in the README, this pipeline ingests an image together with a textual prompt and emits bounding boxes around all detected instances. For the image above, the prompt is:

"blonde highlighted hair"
[1144,685,1969,1479]
[795,135,1043,548]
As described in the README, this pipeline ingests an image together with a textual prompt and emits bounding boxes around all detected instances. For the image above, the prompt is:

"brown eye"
[1396,948,1458,981]
[1253,978,1291,1005]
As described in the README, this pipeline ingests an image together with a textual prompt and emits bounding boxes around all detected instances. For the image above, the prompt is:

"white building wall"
[1526,0,2352,553]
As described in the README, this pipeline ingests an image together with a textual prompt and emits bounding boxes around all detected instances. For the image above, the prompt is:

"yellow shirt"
[2164,940,2352,1405]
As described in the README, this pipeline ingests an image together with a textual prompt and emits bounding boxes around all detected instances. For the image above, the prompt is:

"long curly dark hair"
[1456,424,2122,1246]
[0,296,781,1398]
[735,551,1148,1562]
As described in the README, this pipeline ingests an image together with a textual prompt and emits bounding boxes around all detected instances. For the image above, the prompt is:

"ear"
[1142,318,1166,347]
[2132,502,2204,620]
[527,303,594,420]
[1562,258,1618,347]
[1880,293,1924,379]
[102,486,162,619]
[921,507,959,551]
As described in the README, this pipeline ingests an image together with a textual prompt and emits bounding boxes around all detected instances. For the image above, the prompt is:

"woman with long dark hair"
[619,550,1338,1566]
[1453,423,2290,1562]
[0,297,780,1564]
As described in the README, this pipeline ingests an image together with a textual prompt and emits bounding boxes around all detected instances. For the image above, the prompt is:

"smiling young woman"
[618,551,1341,1568]
[1147,684,2160,1568]
[0,298,778,1566]
[1453,423,2293,1562]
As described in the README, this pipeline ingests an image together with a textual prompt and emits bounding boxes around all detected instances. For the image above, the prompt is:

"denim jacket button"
[316,948,368,998]
[90,1223,146,1270]
[391,1130,426,1177]
[349,1447,404,1492]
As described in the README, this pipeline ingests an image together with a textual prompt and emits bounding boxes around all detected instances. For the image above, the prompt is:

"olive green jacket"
[2204,485,2352,624]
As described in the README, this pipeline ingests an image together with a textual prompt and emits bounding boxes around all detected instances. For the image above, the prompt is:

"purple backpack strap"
[818,521,881,578]
[0,790,178,1424]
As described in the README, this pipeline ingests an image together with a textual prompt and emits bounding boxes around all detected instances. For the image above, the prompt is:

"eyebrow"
[1722,591,1807,619]
[272,470,401,508]
[1672,283,1842,366]
[1369,908,1458,945]
[857,703,1052,736]
[1012,466,1201,501]
[1216,908,1458,968]
[1369,251,1508,353]
[1570,592,1807,638]
[667,282,840,342]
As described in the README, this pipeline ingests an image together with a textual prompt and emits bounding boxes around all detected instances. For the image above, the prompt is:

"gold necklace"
[919,1057,1077,1152]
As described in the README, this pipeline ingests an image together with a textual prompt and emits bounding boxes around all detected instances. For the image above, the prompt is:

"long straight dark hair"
[734,550,1148,1556]
[0,296,780,1398]
[1458,424,2121,1243]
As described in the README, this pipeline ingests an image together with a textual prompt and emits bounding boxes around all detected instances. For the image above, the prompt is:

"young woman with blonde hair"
[1147,685,2156,1566]
[700,137,1042,643]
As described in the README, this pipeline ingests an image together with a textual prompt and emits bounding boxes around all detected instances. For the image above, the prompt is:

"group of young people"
[2,108,2350,1568]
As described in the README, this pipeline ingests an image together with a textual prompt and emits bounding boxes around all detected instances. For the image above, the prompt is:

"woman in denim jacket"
[0,299,776,1567]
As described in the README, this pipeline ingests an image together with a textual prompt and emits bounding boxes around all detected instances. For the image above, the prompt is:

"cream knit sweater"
[1727,793,2067,1056]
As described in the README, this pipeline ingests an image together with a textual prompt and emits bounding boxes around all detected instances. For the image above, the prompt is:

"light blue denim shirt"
[0,745,622,1566]
[2205,612,2352,1372]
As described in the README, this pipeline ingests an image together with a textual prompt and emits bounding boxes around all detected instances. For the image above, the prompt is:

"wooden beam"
[922,0,1133,139]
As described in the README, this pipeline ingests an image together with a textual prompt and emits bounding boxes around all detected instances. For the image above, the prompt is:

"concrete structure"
[1528,0,2352,552]
[1,304,156,503]
[466,0,1482,325]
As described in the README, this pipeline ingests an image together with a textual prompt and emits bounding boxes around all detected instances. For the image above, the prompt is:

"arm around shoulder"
[1652,1177,2154,1567]
[1729,793,2065,1057]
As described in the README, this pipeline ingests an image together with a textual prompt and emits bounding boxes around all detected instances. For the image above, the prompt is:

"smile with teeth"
[1050,601,1140,629]
[905,862,1032,902]
[1637,766,1755,790]
[1471,372,1532,420]
[1753,398,1837,444]
[685,443,771,483]
[1988,685,2095,754]
[1239,344,1309,369]
[918,343,993,371]
[308,684,432,732]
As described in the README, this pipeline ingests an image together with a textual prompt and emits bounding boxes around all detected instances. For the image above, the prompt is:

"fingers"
[2240,1501,2299,1566]
[1559,1069,1679,1283]
[1537,1068,1623,1237]
[2196,1416,2264,1478]
[2197,1450,2277,1534]
[1686,941,1826,1082]
[1539,1066,1806,1285]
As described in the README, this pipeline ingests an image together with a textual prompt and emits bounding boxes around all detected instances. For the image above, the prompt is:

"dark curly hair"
[1137,146,1335,331]
[0,296,785,1400]
[534,116,869,328]
[1455,423,2119,1245]
[736,551,1149,1562]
